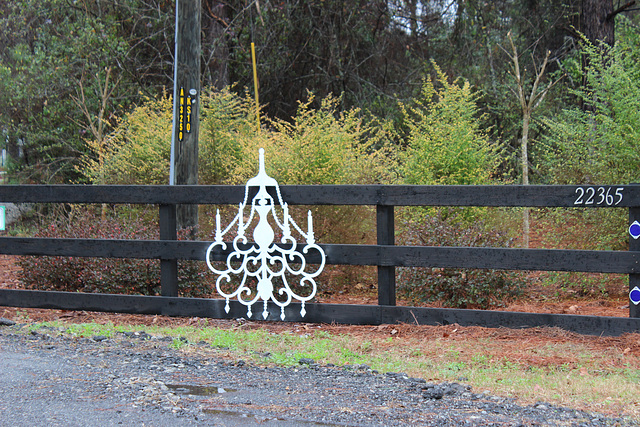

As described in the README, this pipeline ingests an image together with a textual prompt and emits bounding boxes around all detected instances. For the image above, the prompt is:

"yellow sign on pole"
[178,87,185,141]
[251,42,260,131]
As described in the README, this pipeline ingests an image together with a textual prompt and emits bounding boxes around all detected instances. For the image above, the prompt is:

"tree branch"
[607,1,636,21]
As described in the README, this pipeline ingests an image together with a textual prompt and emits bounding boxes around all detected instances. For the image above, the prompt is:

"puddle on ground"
[168,384,340,425]
[166,384,237,396]
[203,409,342,426]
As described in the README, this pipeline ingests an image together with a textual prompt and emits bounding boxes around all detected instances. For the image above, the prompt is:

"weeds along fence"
[1,184,640,336]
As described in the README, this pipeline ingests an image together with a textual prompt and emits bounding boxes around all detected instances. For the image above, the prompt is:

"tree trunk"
[581,0,615,46]
[521,113,530,187]
[580,0,614,110]
[521,111,530,248]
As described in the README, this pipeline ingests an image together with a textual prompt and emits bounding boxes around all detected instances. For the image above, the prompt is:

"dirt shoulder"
[3,305,640,364]
[1,319,636,427]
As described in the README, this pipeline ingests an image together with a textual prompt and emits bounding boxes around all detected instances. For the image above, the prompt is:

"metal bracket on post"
[205,149,326,320]
[377,205,396,306]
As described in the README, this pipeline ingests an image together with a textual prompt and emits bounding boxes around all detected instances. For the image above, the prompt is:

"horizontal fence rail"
[1,184,639,336]
[0,238,638,273]
[0,184,636,206]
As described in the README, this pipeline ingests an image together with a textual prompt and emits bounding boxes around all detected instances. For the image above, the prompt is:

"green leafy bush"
[540,20,640,251]
[199,88,269,185]
[79,93,173,185]
[400,64,501,186]
[266,94,394,185]
[542,22,640,186]
[397,211,523,309]
[79,89,395,187]
[18,208,209,297]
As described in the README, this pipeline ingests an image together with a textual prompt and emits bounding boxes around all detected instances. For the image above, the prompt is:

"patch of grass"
[29,321,119,338]
[14,309,30,323]
[169,337,189,350]
[64,322,118,338]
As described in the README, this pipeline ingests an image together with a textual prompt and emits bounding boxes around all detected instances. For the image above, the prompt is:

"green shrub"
[542,25,640,185]
[199,87,268,185]
[398,63,503,226]
[540,20,640,251]
[79,88,396,187]
[79,93,173,185]
[266,93,394,185]
[397,211,523,309]
[400,63,501,186]
[17,208,209,297]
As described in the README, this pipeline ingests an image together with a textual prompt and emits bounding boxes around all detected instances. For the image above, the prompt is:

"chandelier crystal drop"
[205,148,326,320]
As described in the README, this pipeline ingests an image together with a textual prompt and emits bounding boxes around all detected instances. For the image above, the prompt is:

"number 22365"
[574,186,623,206]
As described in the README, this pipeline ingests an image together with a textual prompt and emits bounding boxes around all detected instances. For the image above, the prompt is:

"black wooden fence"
[1,184,640,336]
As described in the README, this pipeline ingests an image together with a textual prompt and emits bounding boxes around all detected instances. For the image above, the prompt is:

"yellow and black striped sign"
[178,87,185,141]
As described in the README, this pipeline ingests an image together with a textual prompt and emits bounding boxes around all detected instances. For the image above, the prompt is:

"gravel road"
[0,320,635,427]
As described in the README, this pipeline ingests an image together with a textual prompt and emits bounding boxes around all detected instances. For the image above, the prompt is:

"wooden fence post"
[377,205,396,306]
[629,204,640,318]
[160,204,178,297]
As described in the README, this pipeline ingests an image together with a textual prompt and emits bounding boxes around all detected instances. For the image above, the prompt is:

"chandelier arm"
[278,244,306,273]
[205,241,226,273]
[294,276,318,302]
[271,276,293,308]
[268,202,286,231]
[231,234,251,254]
[279,234,296,247]
[288,217,308,241]
[237,283,261,306]
[226,240,256,274]
[273,181,286,208]
[301,244,326,278]
[219,211,241,238]
[244,203,257,232]
[215,273,241,299]
[276,273,317,304]
[275,238,299,255]
[265,253,287,276]
[283,253,306,275]
[226,253,250,275]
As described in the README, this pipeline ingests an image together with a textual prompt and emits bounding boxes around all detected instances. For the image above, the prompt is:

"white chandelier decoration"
[206,148,326,320]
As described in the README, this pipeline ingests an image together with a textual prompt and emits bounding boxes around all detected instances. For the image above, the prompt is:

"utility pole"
[170,0,201,230]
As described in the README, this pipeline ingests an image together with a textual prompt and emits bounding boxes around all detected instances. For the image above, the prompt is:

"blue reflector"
[630,287,640,305]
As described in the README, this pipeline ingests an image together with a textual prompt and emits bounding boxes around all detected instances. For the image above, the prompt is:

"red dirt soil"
[2,254,640,366]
